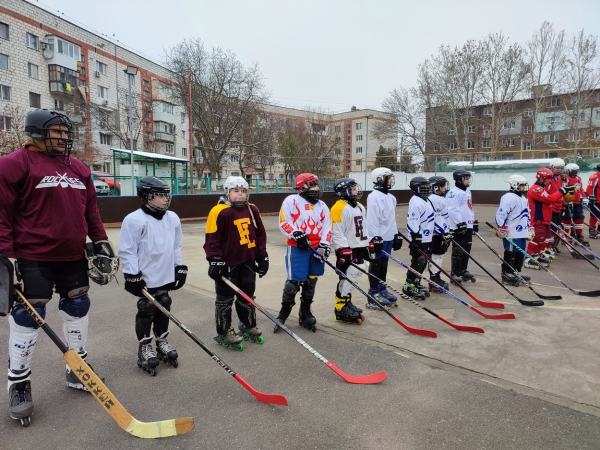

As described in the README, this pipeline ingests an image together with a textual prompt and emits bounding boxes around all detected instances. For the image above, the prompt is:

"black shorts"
[17,258,89,300]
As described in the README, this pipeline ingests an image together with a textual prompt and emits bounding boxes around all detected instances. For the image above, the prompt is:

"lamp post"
[364,114,374,187]
[124,65,138,194]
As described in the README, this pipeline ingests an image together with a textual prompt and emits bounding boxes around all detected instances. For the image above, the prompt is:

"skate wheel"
[255,336,264,344]
[149,368,156,376]
[236,344,244,351]
[242,333,249,341]
[172,360,179,368]
[311,326,317,332]
[20,417,31,427]
[359,314,365,321]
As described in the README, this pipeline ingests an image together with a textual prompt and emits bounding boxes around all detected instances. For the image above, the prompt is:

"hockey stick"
[220,277,387,384]
[14,290,194,438]
[449,237,538,307]
[141,290,287,406]
[550,221,600,261]
[350,262,484,333]
[313,249,437,338]
[394,231,505,310]
[549,223,599,267]
[486,222,600,297]
[473,232,553,303]
[583,202,600,223]
[382,251,516,320]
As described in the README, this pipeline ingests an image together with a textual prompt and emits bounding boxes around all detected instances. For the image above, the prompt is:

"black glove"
[208,256,227,281]
[370,236,384,255]
[336,248,353,271]
[559,186,575,195]
[292,230,311,251]
[589,195,596,206]
[455,222,467,235]
[172,265,188,290]
[442,232,452,246]
[392,233,403,251]
[473,220,479,233]
[313,243,330,262]
[411,233,422,246]
[255,254,269,278]
[94,240,116,257]
[124,272,146,297]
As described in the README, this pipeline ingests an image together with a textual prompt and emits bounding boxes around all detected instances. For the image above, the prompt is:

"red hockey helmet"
[536,167,553,182]
[295,173,322,203]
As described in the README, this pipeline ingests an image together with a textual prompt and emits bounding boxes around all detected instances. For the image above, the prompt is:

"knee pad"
[136,297,157,318]
[235,298,256,328]
[415,255,427,274]
[216,295,234,335]
[451,245,463,258]
[154,291,172,310]
[8,315,40,372]
[59,294,90,318]
[301,277,318,303]
[11,303,46,329]
[282,280,300,306]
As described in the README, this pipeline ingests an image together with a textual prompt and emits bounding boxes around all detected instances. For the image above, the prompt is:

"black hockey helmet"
[334,178,362,206]
[428,176,449,196]
[453,169,472,188]
[137,176,172,212]
[409,176,431,199]
[24,109,74,165]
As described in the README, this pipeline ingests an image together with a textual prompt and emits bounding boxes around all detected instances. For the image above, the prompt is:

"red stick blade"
[326,362,387,384]
[472,307,516,320]
[438,316,484,333]
[392,316,437,338]
[468,294,505,309]
[234,375,289,406]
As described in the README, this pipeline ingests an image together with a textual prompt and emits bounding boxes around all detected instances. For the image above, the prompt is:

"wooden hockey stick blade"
[465,292,505,309]
[63,349,195,438]
[233,375,289,406]
[391,316,437,337]
[436,316,484,333]
[326,362,388,384]
[470,305,516,320]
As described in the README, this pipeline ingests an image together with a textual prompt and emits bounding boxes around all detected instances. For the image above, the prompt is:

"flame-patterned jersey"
[279,194,332,247]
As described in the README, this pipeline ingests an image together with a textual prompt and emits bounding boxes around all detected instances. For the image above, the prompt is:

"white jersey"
[406,195,435,243]
[427,194,449,236]
[279,194,331,247]
[366,189,397,241]
[495,192,530,239]
[330,200,369,250]
[119,209,182,289]
[446,186,475,229]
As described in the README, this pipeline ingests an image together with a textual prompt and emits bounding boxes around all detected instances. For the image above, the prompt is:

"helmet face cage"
[138,177,172,212]
[372,168,395,189]
[565,164,579,178]
[418,183,432,198]
[429,177,449,196]
[299,179,322,203]
[26,111,74,164]
[144,189,172,212]
[335,180,363,203]
[225,179,250,208]
[508,175,529,192]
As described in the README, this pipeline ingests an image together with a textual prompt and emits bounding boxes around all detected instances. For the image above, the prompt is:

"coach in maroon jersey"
[0,109,116,425]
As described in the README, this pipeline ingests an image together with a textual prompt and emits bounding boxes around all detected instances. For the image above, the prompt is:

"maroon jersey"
[203,203,267,267]
[0,147,107,261]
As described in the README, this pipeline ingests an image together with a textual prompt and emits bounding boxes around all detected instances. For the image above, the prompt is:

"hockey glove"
[292,230,311,251]
[370,236,384,255]
[496,226,509,239]
[455,222,467,236]
[208,256,227,281]
[527,227,535,241]
[84,240,119,285]
[411,233,423,246]
[124,272,146,297]
[172,265,188,290]
[336,248,353,271]
[255,254,269,278]
[472,220,479,233]
[392,233,403,251]
[441,232,452,250]
[7,257,23,292]
[313,243,330,263]
[589,195,597,206]
[582,197,589,206]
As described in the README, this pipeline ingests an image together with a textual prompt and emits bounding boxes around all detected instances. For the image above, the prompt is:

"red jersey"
[566,175,585,204]
[548,176,564,212]
[0,147,107,261]
[586,172,600,198]
[528,182,563,224]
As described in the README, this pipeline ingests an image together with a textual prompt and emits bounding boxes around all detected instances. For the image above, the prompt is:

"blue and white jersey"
[406,195,435,243]
[495,192,530,239]
[427,194,449,236]
[446,186,475,229]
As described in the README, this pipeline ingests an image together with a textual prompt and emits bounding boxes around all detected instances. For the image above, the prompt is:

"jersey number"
[354,217,367,241]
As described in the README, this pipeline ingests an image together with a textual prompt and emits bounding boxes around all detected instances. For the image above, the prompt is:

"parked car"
[93,178,110,196]
[92,171,121,195]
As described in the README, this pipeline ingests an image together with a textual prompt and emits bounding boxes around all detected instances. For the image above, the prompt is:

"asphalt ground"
[1,204,599,449]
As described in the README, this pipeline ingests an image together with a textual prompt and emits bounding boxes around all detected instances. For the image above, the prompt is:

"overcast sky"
[28,0,600,113]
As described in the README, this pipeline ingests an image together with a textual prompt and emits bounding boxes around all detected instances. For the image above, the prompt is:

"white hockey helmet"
[224,176,249,208]
[371,167,395,188]
[564,163,579,177]
[507,174,529,192]
[548,158,565,169]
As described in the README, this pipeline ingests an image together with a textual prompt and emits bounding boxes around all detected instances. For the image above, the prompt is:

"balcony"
[155,131,175,142]
[48,65,79,96]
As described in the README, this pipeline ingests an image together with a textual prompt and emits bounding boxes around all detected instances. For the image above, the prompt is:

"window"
[145,121,150,128]
[546,116,559,126]
[524,108,533,117]
[522,142,532,150]
[447,143,457,150]
[29,92,41,108]
[143,91,150,97]
[160,83,171,95]
[595,131,600,140]
[28,63,39,79]
[504,104,515,113]
[47,37,81,61]
[355,160,362,166]
[483,124,491,138]
[544,134,559,144]
[570,132,582,142]
[356,135,363,141]
[230,154,239,163]
[0,54,7,70]
[181,130,185,139]
[181,112,185,123]
[524,125,533,134]
[483,106,491,116]
[334,125,341,132]
[501,154,514,160]
[26,33,38,50]
[0,115,11,131]
[579,112,586,122]
[182,148,187,157]
[54,99,64,111]
[162,103,174,114]
[96,61,108,76]
[356,147,363,153]
[99,133,112,145]
[545,151,558,158]
[482,140,490,148]
[470,108,476,117]
[503,138,515,147]
[143,79,150,87]
[501,120,516,130]
[0,22,8,40]
[447,129,455,135]
[547,98,561,107]
[596,110,600,119]
[0,85,10,100]
[165,143,174,153]
[80,66,86,75]
[97,85,108,100]
[467,125,475,133]
[356,122,362,130]
[467,141,475,149]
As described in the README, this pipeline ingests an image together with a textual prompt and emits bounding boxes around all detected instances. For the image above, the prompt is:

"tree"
[166,38,270,178]
[0,104,26,156]
[374,145,400,171]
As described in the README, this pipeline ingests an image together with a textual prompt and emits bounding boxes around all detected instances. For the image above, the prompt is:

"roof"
[111,148,189,163]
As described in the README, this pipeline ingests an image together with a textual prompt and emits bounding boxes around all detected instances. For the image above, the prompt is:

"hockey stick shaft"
[450,237,534,305]
[141,290,287,406]
[486,222,600,297]
[549,223,600,269]
[583,203,600,223]
[350,262,484,333]
[382,250,515,320]
[550,221,600,262]
[394,231,505,309]
[220,277,387,384]
[473,232,551,303]
[14,290,194,438]
[314,249,437,337]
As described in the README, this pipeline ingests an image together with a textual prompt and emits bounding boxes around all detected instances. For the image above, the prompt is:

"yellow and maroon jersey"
[203,203,267,267]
